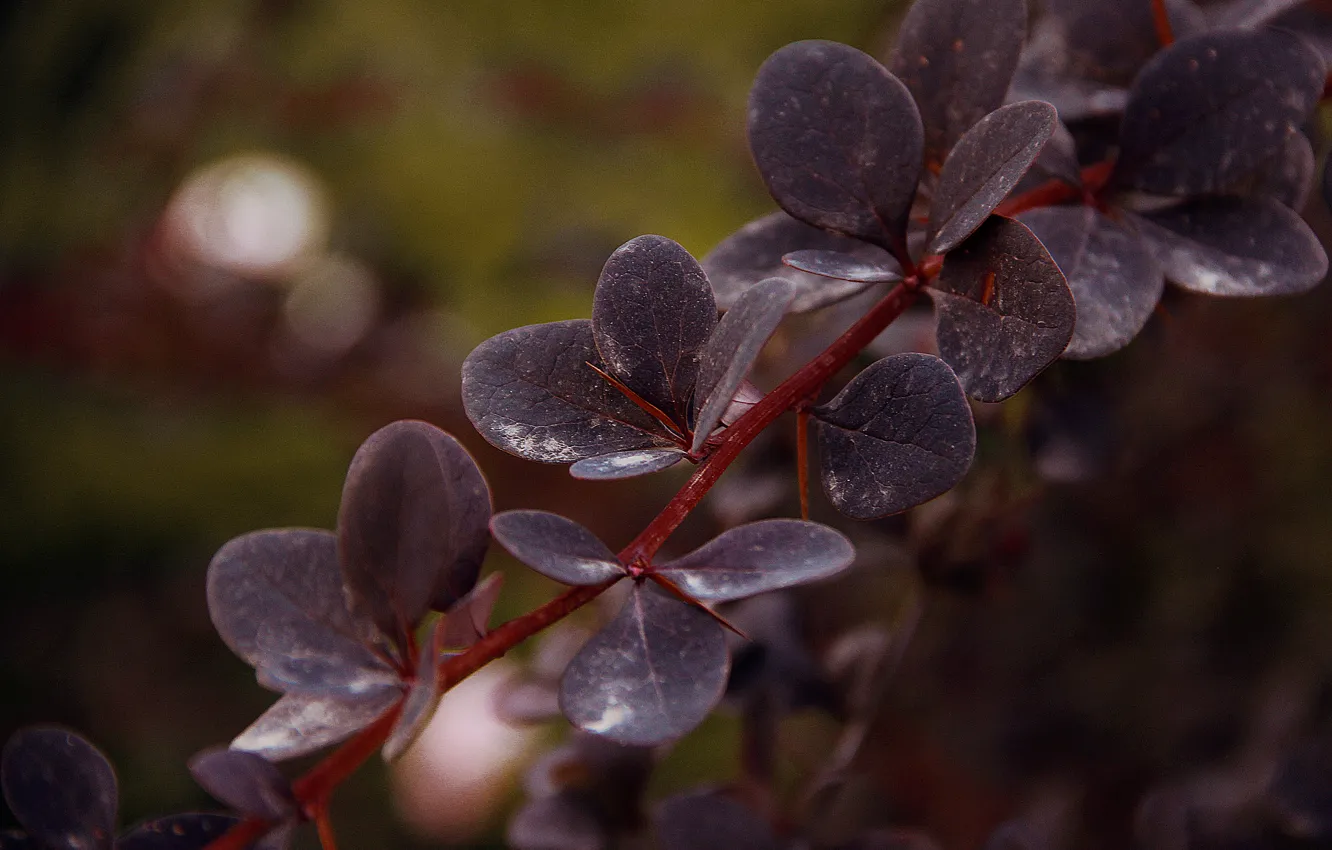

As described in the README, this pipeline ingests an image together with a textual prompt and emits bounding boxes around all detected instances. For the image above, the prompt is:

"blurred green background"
[4,1,1332,849]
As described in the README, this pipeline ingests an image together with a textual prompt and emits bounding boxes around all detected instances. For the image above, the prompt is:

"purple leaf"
[1114,29,1325,196]
[691,277,794,454]
[462,319,676,461]
[889,0,1028,168]
[1,728,117,850]
[230,689,401,762]
[1130,197,1328,297]
[206,529,399,695]
[781,250,902,284]
[747,40,922,258]
[1223,130,1315,210]
[703,212,890,313]
[506,796,605,850]
[1038,0,1207,87]
[338,421,492,655]
[569,449,687,481]
[929,216,1075,401]
[1019,206,1163,360]
[654,792,782,850]
[1029,120,1081,189]
[117,814,242,850]
[439,572,504,650]
[560,584,729,746]
[383,619,443,761]
[1207,0,1307,30]
[491,511,625,587]
[927,101,1058,255]
[815,354,976,520]
[590,235,716,425]
[187,749,295,822]
[655,520,855,602]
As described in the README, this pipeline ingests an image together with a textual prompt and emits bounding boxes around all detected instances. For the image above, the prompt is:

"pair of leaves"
[490,511,855,745]
[206,420,493,761]
[0,727,242,850]
[462,235,795,479]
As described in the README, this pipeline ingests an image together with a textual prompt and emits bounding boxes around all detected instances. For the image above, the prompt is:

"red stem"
[1151,0,1175,47]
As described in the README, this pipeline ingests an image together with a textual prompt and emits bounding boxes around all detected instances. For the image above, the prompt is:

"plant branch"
[1151,0,1175,47]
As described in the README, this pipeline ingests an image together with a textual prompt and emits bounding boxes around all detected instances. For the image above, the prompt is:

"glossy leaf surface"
[206,530,398,696]
[815,354,975,519]
[890,0,1027,167]
[230,689,401,762]
[560,584,728,746]
[655,792,782,850]
[655,520,855,602]
[781,250,902,284]
[702,212,886,313]
[930,216,1075,401]
[338,421,492,653]
[1131,197,1328,297]
[591,235,717,422]
[117,815,242,850]
[1019,206,1163,359]
[691,277,794,453]
[187,749,295,821]
[1,728,117,850]
[748,40,922,255]
[491,511,624,586]
[927,100,1057,255]
[569,449,687,481]
[461,319,672,462]
[1115,29,1324,196]
[383,619,443,761]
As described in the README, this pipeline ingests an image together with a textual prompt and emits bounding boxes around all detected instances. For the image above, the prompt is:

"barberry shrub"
[6,0,1332,847]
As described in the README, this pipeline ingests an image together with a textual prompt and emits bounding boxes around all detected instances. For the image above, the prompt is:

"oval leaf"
[117,814,242,850]
[206,529,399,696]
[1,728,117,850]
[231,689,401,762]
[187,749,296,822]
[1019,206,1163,359]
[1115,29,1325,196]
[782,250,903,284]
[747,40,922,257]
[703,212,889,313]
[929,216,1075,401]
[1222,130,1315,210]
[491,510,625,587]
[383,619,443,762]
[691,277,795,453]
[560,584,729,746]
[569,448,687,481]
[338,421,493,655]
[1129,197,1328,296]
[890,0,1028,167]
[655,792,782,850]
[815,354,976,520]
[655,519,855,602]
[927,101,1057,255]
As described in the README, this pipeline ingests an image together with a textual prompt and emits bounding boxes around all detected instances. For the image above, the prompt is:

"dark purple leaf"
[462,319,675,461]
[206,530,399,696]
[1018,206,1163,359]
[1224,130,1315,210]
[117,814,241,850]
[702,212,890,313]
[1268,739,1332,839]
[781,251,902,284]
[1207,0,1307,29]
[655,520,854,602]
[187,749,295,822]
[1114,29,1325,196]
[383,619,443,761]
[560,583,729,746]
[569,449,687,480]
[747,40,922,257]
[1030,120,1081,188]
[815,354,975,519]
[1270,6,1332,66]
[691,277,794,453]
[491,511,625,586]
[929,216,1075,401]
[1130,197,1328,297]
[1,728,117,850]
[927,101,1057,255]
[590,234,716,424]
[1039,0,1207,87]
[655,792,782,850]
[439,572,504,650]
[506,796,604,850]
[338,421,493,654]
[230,689,401,761]
[889,0,1027,168]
